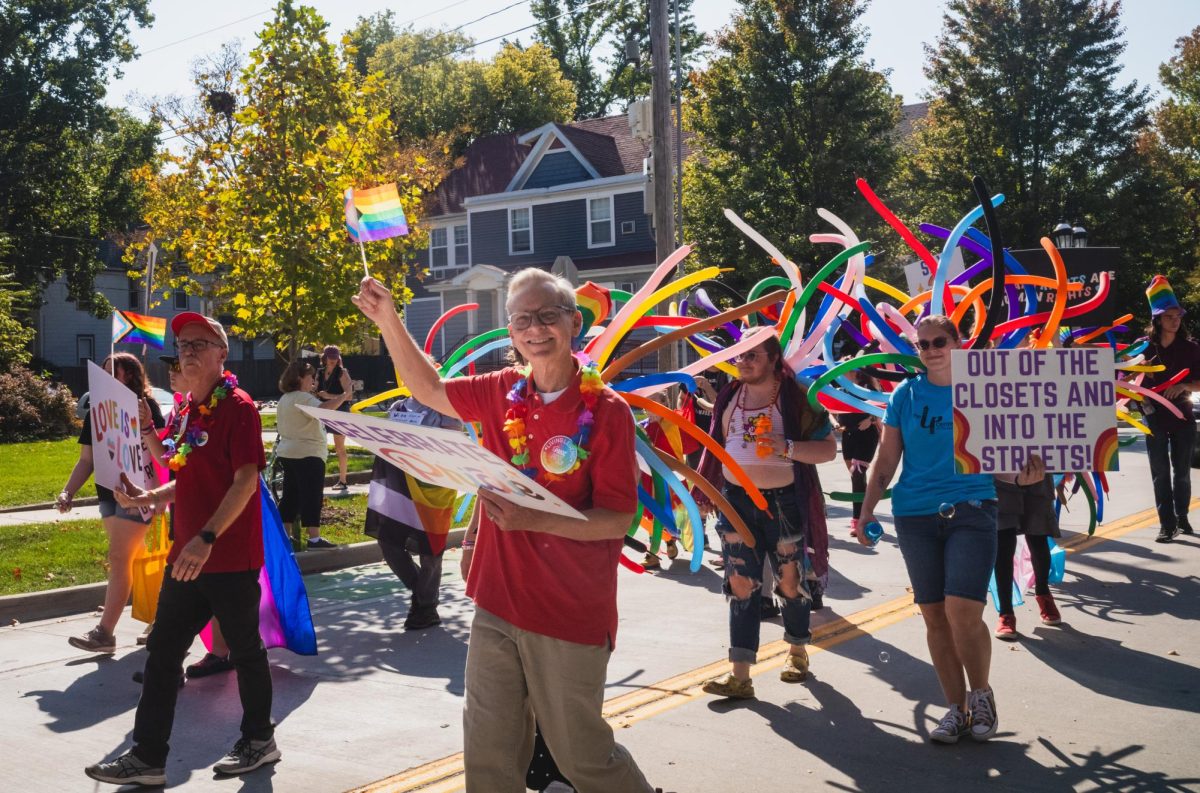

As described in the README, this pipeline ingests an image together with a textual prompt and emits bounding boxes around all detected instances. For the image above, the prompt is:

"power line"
[138,9,273,57]
[399,0,479,27]
[444,0,533,36]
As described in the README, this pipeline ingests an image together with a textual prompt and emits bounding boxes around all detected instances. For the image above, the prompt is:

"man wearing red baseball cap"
[86,313,276,787]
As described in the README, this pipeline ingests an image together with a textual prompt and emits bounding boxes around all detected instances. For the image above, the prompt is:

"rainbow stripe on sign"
[345,183,408,242]
[112,310,167,349]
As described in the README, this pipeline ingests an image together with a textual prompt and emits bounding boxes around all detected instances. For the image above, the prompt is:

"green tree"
[365,28,575,153]
[682,0,901,295]
[470,43,578,138]
[1137,26,1200,305]
[899,0,1155,314]
[127,2,443,357]
[0,0,157,312]
[368,27,483,147]
[532,0,705,118]
[345,10,399,76]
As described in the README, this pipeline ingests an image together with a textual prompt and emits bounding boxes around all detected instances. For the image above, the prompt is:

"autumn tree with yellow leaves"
[127,2,445,358]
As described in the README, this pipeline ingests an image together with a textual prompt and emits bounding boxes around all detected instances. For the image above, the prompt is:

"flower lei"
[735,377,781,458]
[503,356,603,484]
[162,371,238,471]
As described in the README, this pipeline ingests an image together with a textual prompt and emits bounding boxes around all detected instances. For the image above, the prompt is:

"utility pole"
[650,0,678,377]
[649,0,675,267]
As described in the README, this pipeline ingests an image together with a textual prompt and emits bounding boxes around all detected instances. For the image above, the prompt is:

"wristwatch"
[199,530,217,545]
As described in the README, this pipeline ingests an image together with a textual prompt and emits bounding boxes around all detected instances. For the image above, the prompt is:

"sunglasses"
[507,305,575,331]
[734,351,764,363]
[916,336,952,351]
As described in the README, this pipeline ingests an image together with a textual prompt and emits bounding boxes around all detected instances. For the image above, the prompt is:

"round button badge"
[540,435,579,475]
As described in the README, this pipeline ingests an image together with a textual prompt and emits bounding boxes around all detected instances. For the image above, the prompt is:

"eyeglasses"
[507,305,575,331]
[916,336,951,351]
[175,338,223,353]
[734,351,764,363]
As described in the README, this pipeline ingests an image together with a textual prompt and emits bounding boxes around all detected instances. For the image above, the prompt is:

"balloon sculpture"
[363,175,1162,578]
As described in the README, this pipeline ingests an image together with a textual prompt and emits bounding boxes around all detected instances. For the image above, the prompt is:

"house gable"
[506,123,601,192]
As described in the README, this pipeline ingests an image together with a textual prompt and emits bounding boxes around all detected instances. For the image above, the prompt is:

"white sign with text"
[299,405,586,520]
[950,348,1118,474]
[86,361,156,519]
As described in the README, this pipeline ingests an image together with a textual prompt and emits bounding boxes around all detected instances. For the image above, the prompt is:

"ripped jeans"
[716,483,813,664]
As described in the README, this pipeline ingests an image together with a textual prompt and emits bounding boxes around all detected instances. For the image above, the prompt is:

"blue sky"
[106,0,1200,113]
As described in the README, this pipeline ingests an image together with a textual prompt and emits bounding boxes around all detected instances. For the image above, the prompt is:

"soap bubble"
[878,651,890,664]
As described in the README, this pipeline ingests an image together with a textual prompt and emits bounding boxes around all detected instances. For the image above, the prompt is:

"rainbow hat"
[1146,275,1186,317]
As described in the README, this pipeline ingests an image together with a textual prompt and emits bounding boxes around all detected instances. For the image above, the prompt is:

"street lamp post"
[1052,220,1074,249]
[1072,223,1088,248]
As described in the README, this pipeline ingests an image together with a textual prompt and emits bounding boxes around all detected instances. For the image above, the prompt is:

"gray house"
[406,114,682,362]
[34,238,275,392]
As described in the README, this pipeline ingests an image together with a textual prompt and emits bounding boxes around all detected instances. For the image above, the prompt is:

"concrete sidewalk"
[2,441,1198,792]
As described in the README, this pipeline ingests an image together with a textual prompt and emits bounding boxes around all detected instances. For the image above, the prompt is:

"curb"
[0,528,466,625]
[0,471,375,516]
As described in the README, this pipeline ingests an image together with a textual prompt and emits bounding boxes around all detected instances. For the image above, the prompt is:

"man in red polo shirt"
[86,312,276,787]
[356,269,652,792]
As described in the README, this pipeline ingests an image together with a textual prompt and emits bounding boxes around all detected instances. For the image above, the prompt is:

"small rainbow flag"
[345,183,409,243]
[112,310,167,349]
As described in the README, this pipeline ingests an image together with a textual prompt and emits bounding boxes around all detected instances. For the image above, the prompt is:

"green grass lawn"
[0,495,372,597]
[260,412,277,431]
[0,438,95,507]
[0,492,472,596]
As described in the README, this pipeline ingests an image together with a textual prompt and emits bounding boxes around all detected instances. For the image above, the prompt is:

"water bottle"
[863,520,884,545]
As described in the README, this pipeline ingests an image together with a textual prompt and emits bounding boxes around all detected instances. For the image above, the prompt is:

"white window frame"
[509,206,533,255]
[587,196,615,249]
[429,227,449,271]
[453,223,470,268]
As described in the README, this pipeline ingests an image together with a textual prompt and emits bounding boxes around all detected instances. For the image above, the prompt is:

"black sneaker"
[1156,526,1178,543]
[307,537,336,549]
[1179,518,1195,536]
[213,737,281,775]
[403,607,442,631]
[332,481,349,491]
[186,652,234,678]
[85,751,166,787]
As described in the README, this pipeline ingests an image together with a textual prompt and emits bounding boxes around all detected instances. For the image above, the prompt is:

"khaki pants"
[463,608,653,793]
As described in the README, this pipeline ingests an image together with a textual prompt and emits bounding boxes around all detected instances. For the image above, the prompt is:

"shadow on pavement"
[1021,623,1198,715]
[25,651,145,733]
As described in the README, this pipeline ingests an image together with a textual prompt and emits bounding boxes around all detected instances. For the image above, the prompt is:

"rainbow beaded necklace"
[503,356,604,484]
[161,370,238,471]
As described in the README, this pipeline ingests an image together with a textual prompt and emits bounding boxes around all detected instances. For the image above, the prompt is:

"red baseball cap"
[170,312,229,348]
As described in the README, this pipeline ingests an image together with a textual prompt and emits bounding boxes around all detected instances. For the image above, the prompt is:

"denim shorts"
[894,499,998,604]
[98,497,153,524]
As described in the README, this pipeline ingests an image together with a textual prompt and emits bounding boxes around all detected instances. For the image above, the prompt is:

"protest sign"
[903,247,965,298]
[86,361,156,519]
[1007,247,1120,328]
[298,405,587,519]
[950,348,1118,474]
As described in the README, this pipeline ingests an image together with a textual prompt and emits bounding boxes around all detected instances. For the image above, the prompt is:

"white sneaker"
[968,687,998,741]
[930,704,969,744]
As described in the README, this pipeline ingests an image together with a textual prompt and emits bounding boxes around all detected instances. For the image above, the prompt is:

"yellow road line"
[350,499,1182,793]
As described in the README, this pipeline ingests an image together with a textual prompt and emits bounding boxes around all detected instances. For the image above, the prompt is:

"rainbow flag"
[112,310,167,349]
[345,183,409,242]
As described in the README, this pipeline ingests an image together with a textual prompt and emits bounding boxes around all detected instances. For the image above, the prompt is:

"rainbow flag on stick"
[112,310,167,349]
[345,183,409,242]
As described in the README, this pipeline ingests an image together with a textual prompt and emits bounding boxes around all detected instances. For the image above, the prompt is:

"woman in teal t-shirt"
[859,314,1013,746]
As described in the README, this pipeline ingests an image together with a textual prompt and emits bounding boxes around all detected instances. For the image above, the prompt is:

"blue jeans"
[895,499,998,605]
[716,484,813,664]
[1145,416,1195,531]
